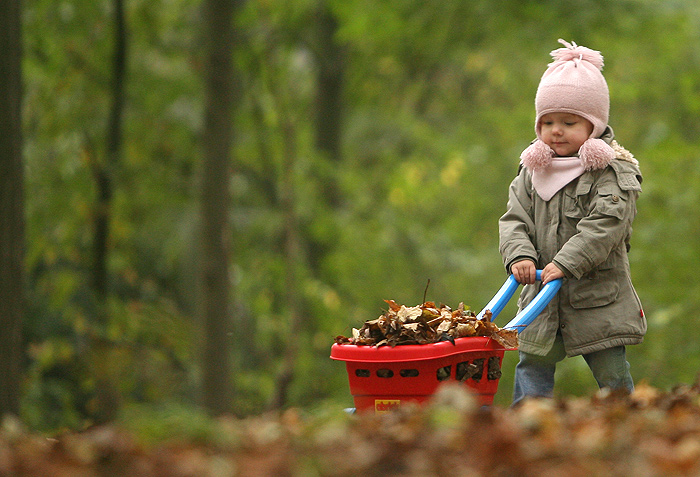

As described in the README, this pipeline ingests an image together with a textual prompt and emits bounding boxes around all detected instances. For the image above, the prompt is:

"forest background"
[4,0,700,432]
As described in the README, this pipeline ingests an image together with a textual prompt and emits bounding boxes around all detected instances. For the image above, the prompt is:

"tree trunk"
[0,0,25,417]
[93,0,126,302]
[87,0,128,425]
[200,0,241,416]
[268,113,302,410]
[268,3,346,409]
[314,4,345,206]
[307,3,346,275]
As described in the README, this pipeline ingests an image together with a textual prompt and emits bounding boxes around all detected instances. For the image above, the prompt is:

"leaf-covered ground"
[3,382,700,476]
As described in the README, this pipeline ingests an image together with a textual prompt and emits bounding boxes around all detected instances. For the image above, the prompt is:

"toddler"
[499,40,645,405]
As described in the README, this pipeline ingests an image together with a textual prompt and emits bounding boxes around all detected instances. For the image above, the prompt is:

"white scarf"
[531,156,585,201]
[519,131,632,201]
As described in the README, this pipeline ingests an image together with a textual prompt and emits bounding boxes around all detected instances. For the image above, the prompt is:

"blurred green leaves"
[19,0,700,425]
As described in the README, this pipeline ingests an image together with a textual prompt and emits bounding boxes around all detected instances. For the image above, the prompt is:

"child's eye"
[564,122,576,126]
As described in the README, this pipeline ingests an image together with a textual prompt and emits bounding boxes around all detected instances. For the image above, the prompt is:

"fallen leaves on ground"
[334,300,518,349]
[5,382,700,476]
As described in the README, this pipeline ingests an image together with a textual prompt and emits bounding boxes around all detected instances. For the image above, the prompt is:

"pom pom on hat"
[535,39,610,139]
[549,39,604,70]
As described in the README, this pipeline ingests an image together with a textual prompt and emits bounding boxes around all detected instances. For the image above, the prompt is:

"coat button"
[612,195,620,203]
[560,323,566,329]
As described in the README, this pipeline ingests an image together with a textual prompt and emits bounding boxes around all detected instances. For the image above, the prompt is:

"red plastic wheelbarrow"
[330,270,561,412]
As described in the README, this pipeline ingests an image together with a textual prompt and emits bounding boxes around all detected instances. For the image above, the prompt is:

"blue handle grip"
[476,270,562,334]
[476,274,520,321]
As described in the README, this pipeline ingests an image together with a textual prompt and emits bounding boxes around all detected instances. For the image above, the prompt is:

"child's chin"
[553,148,575,156]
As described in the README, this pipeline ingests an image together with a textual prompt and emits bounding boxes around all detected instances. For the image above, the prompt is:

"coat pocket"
[563,179,593,223]
[563,188,585,220]
[569,268,620,309]
[595,185,629,220]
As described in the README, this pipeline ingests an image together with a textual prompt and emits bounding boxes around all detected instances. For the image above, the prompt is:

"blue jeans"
[512,333,634,406]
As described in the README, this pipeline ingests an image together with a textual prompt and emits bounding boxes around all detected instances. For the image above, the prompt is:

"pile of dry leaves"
[5,382,700,476]
[334,300,518,349]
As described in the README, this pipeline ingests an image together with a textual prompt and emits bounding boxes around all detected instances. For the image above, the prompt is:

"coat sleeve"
[499,168,538,273]
[553,165,642,279]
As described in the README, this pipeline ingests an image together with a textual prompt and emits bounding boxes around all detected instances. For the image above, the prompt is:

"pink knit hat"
[535,39,609,138]
[521,39,616,172]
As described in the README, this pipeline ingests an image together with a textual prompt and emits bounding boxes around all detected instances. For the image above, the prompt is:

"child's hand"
[511,260,537,285]
[542,263,565,284]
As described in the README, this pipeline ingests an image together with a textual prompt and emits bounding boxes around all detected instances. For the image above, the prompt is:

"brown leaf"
[384,299,401,312]
[491,329,518,349]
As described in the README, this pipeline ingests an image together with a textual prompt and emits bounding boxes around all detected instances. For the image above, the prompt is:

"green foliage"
[20,0,700,428]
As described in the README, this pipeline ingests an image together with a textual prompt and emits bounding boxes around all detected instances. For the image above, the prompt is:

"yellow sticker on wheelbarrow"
[375,399,400,413]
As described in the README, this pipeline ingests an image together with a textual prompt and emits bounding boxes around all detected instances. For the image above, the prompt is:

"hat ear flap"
[579,138,616,170]
[520,140,554,171]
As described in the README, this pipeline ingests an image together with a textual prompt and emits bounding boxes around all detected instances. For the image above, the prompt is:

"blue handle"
[477,270,562,334]
[476,274,519,321]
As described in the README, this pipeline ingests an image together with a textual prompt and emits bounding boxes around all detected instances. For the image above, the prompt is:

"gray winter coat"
[499,141,645,357]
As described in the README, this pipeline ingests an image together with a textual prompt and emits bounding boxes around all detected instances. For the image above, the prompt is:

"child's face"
[539,113,594,157]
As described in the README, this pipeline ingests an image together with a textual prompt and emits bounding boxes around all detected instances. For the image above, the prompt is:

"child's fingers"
[513,261,536,284]
[542,263,564,284]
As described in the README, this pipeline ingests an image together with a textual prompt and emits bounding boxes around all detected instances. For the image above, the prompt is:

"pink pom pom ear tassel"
[579,138,616,170]
[521,138,616,172]
[520,140,554,171]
